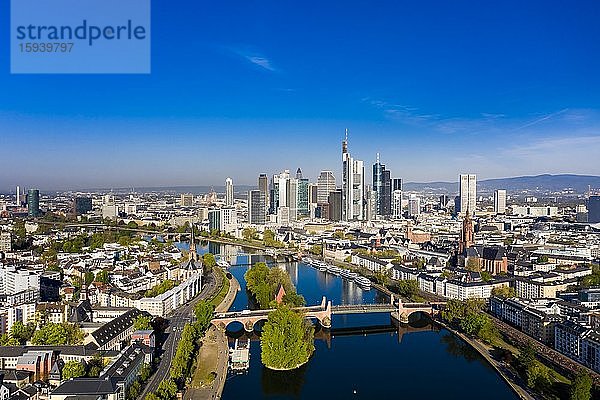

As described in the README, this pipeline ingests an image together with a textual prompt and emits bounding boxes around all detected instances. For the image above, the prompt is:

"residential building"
[180,194,194,207]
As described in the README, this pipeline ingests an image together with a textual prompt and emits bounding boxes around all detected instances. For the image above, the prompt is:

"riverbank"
[436,319,535,400]
[185,270,240,400]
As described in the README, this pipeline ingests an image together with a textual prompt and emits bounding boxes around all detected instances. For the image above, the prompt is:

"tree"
[492,286,516,299]
[570,371,593,400]
[133,315,153,331]
[242,227,258,241]
[480,271,492,282]
[0,334,19,346]
[333,230,345,239]
[202,253,216,274]
[87,353,104,377]
[31,322,84,345]
[193,301,215,332]
[308,245,322,256]
[537,255,549,264]
[395,280,419,299]
[95,270,109,284]
[84,271,95,286]
[157,378,178,399]
[145,394,161,400]
[260,305,314,370]
[62,360,86,380]
[10,321,35,344]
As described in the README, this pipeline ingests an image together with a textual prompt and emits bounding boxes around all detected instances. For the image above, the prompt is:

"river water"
[183,241,518,400]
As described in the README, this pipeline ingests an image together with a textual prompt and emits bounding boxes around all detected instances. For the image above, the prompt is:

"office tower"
[103,194,115,205]
[0,231,11,252]
[16,186,20,206]
[208,209,221,232]
[297,175,309,217]
[225,177,234,206]
[308,183,318,204]
[392,178,402,192]
[258,173,269,212]
[248,190,266,224]
[576,204,588,223]
[393,191,403,218]
[180,193,194,207]
[341,129,365,221]
[589,195,600,223]
[317,171,336,204]
[439,195,449,209]
[288,178,299,221]
[494,189,507,214]
[373,154,392,216]
[327,190,342,221]
[459,174,477,215]
[73,197,92,215]
[27,189,40,217]
[408,194,421,216]
[365,186,377,221]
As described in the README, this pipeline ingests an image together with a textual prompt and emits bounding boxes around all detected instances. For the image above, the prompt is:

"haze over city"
[2,1,600,191]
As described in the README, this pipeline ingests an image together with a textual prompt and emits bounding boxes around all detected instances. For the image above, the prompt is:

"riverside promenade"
[185,271,240,400]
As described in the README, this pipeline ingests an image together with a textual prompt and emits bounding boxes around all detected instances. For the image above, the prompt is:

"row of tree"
[144,280,177,298]
[245,262,305,309]
[0,321,84,346]
[441,299,499,344]
[144,301,215,400]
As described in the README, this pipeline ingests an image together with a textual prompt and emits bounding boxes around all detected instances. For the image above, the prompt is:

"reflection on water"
[178,242,516,399]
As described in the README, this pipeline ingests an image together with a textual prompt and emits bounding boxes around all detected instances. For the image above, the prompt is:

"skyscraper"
[459,174,477,215]
[494,189,507,214]
[342,129,365,221]
[225,177,234,206]
[248,190,266,225]
[297,175,309,217]
[317,171,336,204]
[258,173,269,212]
[27,189,40,217]
[408,194,420,217]
[588,195,600,223]
[372,153,392,216]
[327,190,342,221]
[16,186,20,206]
[73,197,92,215]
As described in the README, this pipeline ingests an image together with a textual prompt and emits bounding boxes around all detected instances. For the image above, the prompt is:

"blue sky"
[1,1,600,191]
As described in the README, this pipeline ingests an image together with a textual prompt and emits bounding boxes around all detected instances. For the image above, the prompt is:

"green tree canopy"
[193,300,215,332]
[62,360,86,380]
[260,305,314,370]
[245,263,304,309]
[491,285,516,298]
[31,322,84,345]
[9,321,35,344]
[95,270,110,283]
[133,315,153,331]
[202,253,216,274]
[570,371,593,400]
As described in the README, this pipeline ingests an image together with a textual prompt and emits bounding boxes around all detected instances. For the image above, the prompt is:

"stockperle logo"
[11,0,151,74]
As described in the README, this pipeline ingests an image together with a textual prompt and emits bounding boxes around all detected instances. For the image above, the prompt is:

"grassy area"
[190,328,219,388]
[209,268,230,308]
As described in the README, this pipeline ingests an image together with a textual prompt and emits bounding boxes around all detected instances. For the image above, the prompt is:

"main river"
[187,242,517,399]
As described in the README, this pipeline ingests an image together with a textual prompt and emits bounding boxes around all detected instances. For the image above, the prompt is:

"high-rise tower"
[225,177,234,206]
[341,129,365,221]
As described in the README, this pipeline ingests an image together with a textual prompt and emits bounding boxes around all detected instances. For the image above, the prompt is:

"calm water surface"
[182,242,518,400]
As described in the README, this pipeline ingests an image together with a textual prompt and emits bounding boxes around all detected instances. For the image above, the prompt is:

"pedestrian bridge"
[211,296,443,331]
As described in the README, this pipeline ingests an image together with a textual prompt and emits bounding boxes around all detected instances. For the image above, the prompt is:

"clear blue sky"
[2,1,600,191]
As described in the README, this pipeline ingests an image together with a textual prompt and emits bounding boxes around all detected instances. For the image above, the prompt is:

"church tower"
[459,210,474,254]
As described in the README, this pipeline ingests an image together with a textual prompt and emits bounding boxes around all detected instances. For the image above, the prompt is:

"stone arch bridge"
[211,296,444,331]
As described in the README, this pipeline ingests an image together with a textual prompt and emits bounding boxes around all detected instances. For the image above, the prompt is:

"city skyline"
[2,1,600,190]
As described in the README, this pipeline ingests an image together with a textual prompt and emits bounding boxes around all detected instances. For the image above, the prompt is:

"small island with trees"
[244,262,315,370]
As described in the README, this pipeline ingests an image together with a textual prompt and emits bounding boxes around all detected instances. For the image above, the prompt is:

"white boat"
[328,266,342,275]
[355,276,372,289]
[315,261,328,271]
[216,260,230,268]
[340,269,354,279]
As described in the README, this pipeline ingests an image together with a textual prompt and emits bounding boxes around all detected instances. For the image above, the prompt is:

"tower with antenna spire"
[341,129,365,221]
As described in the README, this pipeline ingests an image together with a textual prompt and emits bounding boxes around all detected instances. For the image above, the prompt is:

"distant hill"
[404,174,600,194]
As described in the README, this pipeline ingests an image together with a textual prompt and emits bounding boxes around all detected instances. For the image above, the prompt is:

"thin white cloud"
[513,108,569,131]
[244,55,276,71]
